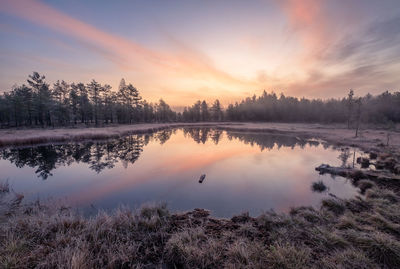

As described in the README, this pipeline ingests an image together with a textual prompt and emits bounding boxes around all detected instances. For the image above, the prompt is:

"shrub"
[311,180,328,192]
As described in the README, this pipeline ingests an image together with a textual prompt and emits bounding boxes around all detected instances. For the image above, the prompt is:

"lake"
[0,128,361,217]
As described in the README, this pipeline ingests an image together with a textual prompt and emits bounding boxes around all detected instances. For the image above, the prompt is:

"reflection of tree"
[181,128,322,151]
[1,146,65,179]
[225,132,318,151]
[0,133,151,179]
[183,128,222,144]
[154,129,173,144]
[1,128,328,180]
[338,148,351,168]
[210,130,223,145]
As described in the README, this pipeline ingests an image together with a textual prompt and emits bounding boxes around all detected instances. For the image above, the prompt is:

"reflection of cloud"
[70,144,257,205]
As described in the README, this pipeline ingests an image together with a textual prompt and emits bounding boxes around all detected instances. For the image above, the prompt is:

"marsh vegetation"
[1,173,400,268]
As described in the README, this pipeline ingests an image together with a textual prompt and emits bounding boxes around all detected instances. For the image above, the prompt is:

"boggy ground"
[1,123,400,268]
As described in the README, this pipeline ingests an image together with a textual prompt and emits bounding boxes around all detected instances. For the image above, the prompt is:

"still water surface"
[0,128,361,217]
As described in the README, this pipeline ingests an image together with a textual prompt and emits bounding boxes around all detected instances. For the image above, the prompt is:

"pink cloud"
[0,0,257,88]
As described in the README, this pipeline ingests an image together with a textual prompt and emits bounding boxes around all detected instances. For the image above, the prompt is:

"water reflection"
[0,128,360,217]
[1,128,333,180]
[1,136,146,179]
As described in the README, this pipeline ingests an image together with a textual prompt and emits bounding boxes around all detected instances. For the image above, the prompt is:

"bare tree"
[354,97,362,137]
[347,89,354,129]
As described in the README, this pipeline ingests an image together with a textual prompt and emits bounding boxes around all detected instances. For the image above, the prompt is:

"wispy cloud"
[0,0,257,89]
[278,0,334,59]
[1,0,399,103]
[275,0,400,97]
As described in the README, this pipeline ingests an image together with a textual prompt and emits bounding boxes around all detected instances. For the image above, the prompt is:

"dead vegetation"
[0,123,225,148]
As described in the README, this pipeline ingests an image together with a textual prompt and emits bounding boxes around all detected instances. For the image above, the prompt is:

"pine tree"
[87,80,103,126]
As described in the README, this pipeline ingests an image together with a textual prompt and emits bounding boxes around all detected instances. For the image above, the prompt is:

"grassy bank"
[1,123,398,153]
[1,176,400,269]
[0,123,228,148]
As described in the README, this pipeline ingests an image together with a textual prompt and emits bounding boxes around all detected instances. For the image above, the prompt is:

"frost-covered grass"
[1,180,400,268]
[1,122,399,152]
[0,123,223,147]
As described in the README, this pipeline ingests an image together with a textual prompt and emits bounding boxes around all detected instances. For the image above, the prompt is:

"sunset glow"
[1,0,399,108]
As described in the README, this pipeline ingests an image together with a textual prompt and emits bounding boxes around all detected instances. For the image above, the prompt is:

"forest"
[0,72,399,128]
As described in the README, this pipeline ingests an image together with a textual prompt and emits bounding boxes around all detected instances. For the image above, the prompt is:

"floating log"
[199,174,206,183]
[315,164,400,182]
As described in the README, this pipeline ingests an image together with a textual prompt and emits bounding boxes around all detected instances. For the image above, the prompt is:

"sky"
[0,0,400,108]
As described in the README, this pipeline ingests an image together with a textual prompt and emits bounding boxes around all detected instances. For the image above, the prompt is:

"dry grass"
[357,179,376,194]
[0,181,9,193]
[1,180,400,268]
[1,122,399,154]
[0,123,224,148]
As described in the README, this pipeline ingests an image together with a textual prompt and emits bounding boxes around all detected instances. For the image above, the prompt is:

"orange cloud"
[0,0,257,89]
[279,0,332,58]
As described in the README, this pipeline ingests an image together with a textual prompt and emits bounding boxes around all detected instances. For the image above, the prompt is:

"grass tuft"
[164,227,224,268]
[357,179,376,194]
[265,243,311,269]
[319,248,379,269]
[311,180,328,192]
[0,181,9,193]
[345,231,400,268]
[321,198,346,215]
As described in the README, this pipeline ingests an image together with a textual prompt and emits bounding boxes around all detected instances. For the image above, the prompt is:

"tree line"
[224,90,400,125]
[0,72,176,127]
[0,72,399,128]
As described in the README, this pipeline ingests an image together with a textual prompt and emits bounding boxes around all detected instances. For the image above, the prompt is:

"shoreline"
[1,123,400,268]
[1,176,400,268]
[1,122,399,152]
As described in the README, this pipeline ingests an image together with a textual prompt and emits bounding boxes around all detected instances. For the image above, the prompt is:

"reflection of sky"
[2,130,361,217]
